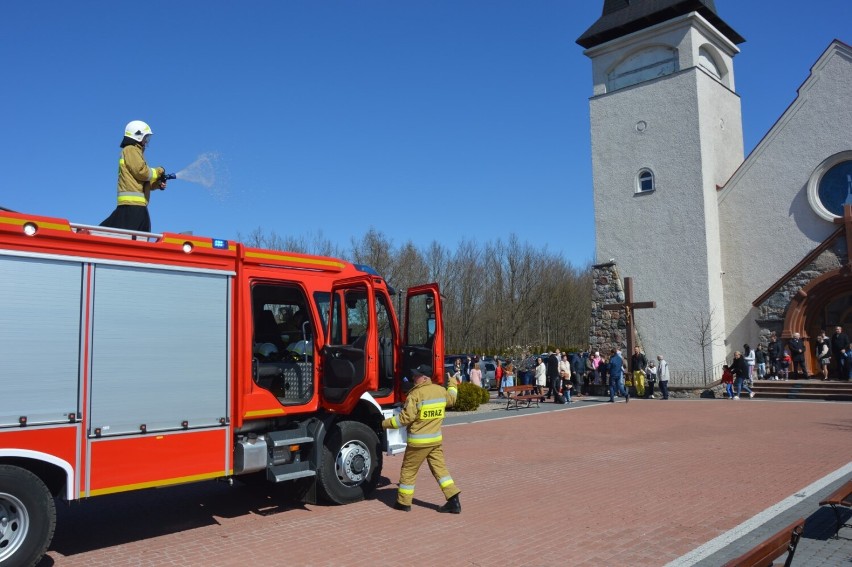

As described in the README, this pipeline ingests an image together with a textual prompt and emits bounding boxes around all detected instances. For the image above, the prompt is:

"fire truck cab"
[0,210,444,566]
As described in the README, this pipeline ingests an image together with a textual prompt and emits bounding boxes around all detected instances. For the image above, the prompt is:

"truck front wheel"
[0,465,56,567]
[317,421,382,505]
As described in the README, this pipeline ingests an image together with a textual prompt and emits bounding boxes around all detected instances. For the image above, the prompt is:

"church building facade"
[578,0,852,381]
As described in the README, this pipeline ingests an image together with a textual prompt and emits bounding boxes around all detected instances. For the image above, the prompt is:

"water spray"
[165,152,229,201]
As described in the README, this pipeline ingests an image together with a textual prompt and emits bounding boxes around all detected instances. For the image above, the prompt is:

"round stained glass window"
[818,161,852,217]
[808,153,852,221]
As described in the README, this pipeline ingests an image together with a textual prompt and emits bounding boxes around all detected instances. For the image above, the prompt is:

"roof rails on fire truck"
[70,221,165,241]
[0,210,238,259]
[70,219,346,273]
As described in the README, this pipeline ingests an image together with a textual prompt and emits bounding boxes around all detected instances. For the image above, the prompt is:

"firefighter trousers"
[396,444,460,506]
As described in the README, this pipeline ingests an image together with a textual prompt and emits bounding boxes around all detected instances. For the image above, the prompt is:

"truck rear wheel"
[0,465,56,567]
[317,421,382,505]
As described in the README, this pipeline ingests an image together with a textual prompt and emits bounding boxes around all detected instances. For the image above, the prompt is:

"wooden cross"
[602,277,656,357]
[834,203,852,264]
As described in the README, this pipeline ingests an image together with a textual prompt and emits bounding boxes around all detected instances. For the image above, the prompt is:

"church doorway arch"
[783,268,852,375]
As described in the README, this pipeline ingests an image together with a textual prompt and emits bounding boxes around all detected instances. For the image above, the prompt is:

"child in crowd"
[469,362,482,387]
[645,361,657,398]
[779,351,791,381]
[721,364,734,399]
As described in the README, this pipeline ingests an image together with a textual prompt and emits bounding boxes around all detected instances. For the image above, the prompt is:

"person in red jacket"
[721,364,734,399]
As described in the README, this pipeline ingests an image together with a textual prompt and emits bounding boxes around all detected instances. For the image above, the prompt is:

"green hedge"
[450,382,488,412]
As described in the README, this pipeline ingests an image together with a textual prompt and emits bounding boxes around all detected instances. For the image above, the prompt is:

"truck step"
[268,460,315,483]
[278,436,314,445]
[271,469,316,482]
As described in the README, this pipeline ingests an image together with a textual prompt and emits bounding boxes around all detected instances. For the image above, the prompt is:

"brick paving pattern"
[41,398,851,566]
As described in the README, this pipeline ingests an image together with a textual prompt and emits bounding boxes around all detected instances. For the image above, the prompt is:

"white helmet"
[255,343,278,358]
[125,120,153,142]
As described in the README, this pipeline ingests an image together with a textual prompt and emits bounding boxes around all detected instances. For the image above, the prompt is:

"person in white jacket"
[743,344,756,384]
[558,353,573,403]
[657,355,670,399]
[534,357,547,401]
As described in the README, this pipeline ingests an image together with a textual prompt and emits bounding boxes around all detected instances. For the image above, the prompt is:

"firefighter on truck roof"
[381,364,461,513]
[100,120,168,233]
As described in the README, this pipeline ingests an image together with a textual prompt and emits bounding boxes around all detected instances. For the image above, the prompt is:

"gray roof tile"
[577,0,743,49]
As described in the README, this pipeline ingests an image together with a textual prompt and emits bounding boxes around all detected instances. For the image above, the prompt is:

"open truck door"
[322,276,377,412]
[401,284,444,393]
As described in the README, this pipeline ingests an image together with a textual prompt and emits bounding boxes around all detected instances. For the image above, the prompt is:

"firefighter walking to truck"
[382,365,461,513]
[100,120,168,232]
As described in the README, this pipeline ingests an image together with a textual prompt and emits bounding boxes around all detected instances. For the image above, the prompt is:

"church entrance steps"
[752,379,852,401]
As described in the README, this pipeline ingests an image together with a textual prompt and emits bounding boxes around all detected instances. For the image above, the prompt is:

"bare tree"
[350,228,394,280]
[691,307,725,385]
[238,226,593,354]
[449,239,484,351]
[238,227,341,257]
[389,241,429,325]
[502,235,539,347]
[481,240,507,349]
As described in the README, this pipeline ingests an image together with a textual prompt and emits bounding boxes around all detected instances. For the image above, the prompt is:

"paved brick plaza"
[43,398,851,566]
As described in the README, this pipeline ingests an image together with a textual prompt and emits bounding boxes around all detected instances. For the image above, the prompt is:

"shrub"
[479,386,490,404]
[450,382,482,412]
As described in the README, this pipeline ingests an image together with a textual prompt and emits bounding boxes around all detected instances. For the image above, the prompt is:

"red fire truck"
[0,209,444,566]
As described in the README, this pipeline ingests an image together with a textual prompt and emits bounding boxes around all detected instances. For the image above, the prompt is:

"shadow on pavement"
[42,479,310,564]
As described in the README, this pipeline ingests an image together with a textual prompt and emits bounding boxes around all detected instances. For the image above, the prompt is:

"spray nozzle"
[163,173,177,181]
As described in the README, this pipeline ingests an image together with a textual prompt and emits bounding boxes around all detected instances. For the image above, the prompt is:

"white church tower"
[578,1,746,380]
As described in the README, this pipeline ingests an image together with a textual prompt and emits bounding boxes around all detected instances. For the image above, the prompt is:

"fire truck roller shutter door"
[89,265,230,436]
[0,256,82,427]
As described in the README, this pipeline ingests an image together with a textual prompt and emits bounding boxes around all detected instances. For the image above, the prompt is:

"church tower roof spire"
[577,0,744,49]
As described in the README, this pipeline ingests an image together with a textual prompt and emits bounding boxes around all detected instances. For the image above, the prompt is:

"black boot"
[438,494,461,514]
[394,502,411,512]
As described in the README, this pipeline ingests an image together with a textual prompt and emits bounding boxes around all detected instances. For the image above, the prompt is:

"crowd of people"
[447,347,672,403]
[446,325,851,405]
[760,327,851,382]
[714,326,852,400]
[577,347,671,401]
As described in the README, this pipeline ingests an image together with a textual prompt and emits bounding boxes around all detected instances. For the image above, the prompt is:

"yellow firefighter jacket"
[382,378,458,447]
[116,144,163,206]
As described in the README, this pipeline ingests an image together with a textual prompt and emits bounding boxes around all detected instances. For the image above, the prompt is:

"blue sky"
[2,1,849,265]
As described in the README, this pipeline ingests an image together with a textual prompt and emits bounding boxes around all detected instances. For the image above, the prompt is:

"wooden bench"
[721,518,804,567]
[503,385,541,410]
[819,479,852,538]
